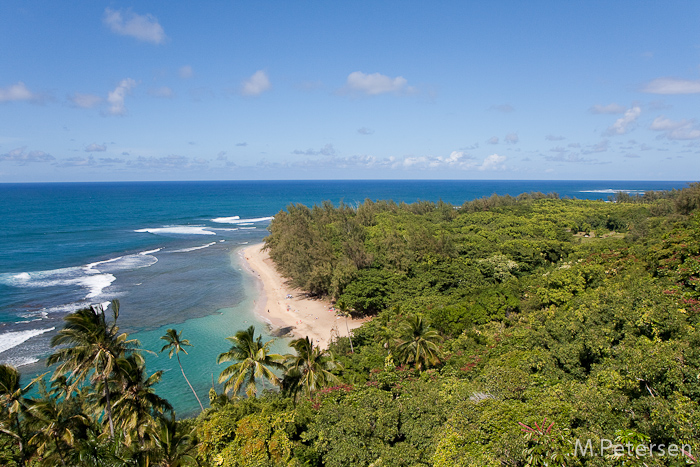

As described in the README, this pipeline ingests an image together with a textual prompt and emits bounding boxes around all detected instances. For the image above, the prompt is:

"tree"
[395,315,441,371]
[47,300,142,439]
[285,336,341,399]
[28,390,90,467]
[217,326,286,397]
[0,365,35,467]
[160,328,204,412]
[111,355,173,449]
[153,414,197,467]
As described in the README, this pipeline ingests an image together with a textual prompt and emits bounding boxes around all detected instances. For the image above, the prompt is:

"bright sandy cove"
[240,243,367,349]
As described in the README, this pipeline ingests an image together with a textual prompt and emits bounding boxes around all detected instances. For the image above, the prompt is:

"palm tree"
[153,414,198,467]
[74,426,136,467]
[47,300,142,439]
[284,336,341,399]
[0,364,36,467]
[395,315,441,371]
[111,354,173,449]
[28,392,90,466]
[217,326,286,397]
[160,328,204,412]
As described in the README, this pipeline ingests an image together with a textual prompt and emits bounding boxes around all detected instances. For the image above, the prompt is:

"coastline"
[239,243,366,349]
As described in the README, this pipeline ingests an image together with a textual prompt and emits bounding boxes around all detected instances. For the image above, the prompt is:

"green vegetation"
[2,184,700,465]
[217,326,286,397]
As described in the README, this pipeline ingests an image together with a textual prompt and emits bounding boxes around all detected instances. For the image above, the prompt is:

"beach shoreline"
[239,243,366,349]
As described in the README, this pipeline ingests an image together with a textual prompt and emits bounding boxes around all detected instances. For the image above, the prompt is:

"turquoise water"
[0,180,691,417]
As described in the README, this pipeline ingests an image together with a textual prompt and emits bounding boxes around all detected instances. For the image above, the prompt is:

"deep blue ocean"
[0,180,691,417]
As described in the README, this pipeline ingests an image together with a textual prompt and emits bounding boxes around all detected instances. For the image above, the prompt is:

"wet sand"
[240,243,366,349]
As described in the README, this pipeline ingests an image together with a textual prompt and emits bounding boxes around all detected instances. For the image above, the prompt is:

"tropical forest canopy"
[2,183,700,466]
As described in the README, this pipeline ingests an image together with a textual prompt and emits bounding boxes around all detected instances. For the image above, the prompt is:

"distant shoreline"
[240,243,366,349]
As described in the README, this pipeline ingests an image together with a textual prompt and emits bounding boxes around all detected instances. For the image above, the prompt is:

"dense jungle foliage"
[2,183,700,466]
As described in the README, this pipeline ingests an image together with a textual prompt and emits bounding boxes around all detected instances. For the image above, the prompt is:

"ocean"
[0,179,691,417]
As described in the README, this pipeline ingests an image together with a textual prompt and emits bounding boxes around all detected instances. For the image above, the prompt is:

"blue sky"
[1,1,699,182]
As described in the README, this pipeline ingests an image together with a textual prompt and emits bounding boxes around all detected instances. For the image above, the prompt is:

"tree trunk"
[54,436,67,467]
[178,355,204,411]
[15,415,25,467]
[345,316,354,353]
[104,381,115,439]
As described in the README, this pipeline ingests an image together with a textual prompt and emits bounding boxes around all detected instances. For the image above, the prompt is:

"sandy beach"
[240,243,366,349]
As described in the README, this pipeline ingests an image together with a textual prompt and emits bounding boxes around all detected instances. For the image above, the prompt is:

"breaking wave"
[579,189,646,194]
[172,242,218,253]
[0,251,159,300]
[135,226,216,235]
[0,327,55,355]
[211,216,274,224]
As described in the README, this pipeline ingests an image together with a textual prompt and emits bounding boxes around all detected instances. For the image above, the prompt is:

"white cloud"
[545,153,589,163]
[99,157,124,164]
[148,86,174,98]
[85,143,106,152]
[505,133,519,144]
[357,127,374,135]
[544,142,610,164]
[479,153,507,171]
[127,155,209,170]
[103,8,166,44]
[649,116,700,140]
[293,144,336,156]
[590,103,626,114]
[584,140,610,154]
[0,147,55,164]
[0,82,36,102]
[241,70,271,96]
[667,128,700,140]
[106,78,137,116]
[643,78,700,94]
[605,106,641,135]
[271,149,509,172]
[545,150,602,164]
[179,65,193,79]
[430,151,474,168]
[399,151,478,170]
[487,136,499,144]
[55,156,95,168]
[69,93,102,108]
[343,71,415,96]
[649,116,687,131]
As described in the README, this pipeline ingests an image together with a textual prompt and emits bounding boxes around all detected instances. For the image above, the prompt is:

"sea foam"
[172,242,218,253]
[211,216,274,224]
[0,327,55,355]
[579,189,646,194]
[85,253,158,274]
[0,266,116,299]
[3,356,40,368]
[1,251,159,300]
[135,226,216,235]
